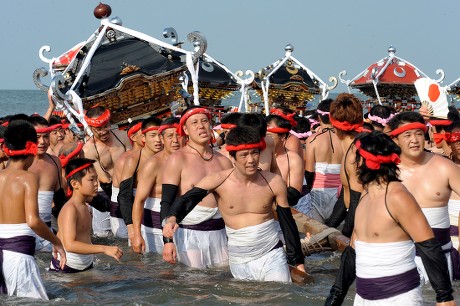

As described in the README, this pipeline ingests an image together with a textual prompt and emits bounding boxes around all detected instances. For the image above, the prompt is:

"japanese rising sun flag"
[414,78,448,119]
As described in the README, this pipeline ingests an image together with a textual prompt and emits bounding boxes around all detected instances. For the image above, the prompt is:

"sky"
[1,0,460,92]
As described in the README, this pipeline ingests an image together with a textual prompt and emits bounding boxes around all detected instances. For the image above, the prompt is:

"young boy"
[0,119,66,300]
[50,158,123,272]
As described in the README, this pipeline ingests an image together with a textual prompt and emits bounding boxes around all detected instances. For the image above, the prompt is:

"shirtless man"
[0,126,8,170]
[299,99,343,222]
[46,115,65,156]
[131,117,183,254]
[0,119,66,300]
[28,115,66,251]
[325,93,364,238]
[326,131,454,305]
[161,106,233,269]
[269,107,304,160]
[50,158,123,272]
[117,116,163,240]
[82,106,131,237]
[163,126,305,282]
[109,119,144,238]
[388,112,460,284]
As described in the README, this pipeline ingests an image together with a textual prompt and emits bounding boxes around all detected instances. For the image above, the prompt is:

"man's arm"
[160,153,183,223]
[117,153,139,226]
[286,151,304,206]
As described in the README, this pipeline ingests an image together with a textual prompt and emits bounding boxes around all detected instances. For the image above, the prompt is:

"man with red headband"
[117,116,163,241]
[0,119,66,300]
[0,126,8,170]
[163,126,306,282]
[28,115,67,251]
[161,106,233,269]
[46,115,65,156]
[131,117,184,254]
[82,106,131,237]
[269,107,304,159]
[325,93,365,238]
[388,111,460,286]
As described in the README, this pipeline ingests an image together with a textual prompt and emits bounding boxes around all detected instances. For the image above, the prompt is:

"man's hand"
[295,263,306,273]
[162,242,177,264]
[104,246,123,262]
[52,243,67,270]
[131,232,145,254]
[162,217,179,238]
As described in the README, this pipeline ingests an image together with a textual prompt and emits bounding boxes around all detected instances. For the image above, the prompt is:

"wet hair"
[369,105,394,129]
[221,112,242,125]
[85,106,108,118]
[387,112,424,131]
[292,116,311,134]
[65,157,96,190]
[49,115,63,126]
[330,93,363,136]
[266,115,292,137]
[141,115,162,130]
[237,113,267,137]
[28,115,49,128]
[317,98,333,124]
[4,120,37,161]
[225,126,261,158]
[355,131,401,186]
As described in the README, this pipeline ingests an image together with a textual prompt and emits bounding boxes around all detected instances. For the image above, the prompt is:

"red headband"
[158,123,179,134]
[66,162,94,180]
[447,132,460,143]
[59,142,84,167]
[221,123,237,129]
[429,119,452,126]
[3,141,38,157]
[355,140,400,170]
[1,122,8,127]
[270,108,298,127]
[142,126,160,134]
[84,109,111,127]
[389,122,428,137]
[267,126,290,134]
[329,116,363,132]
[35,124,63,134]
[62,123,83,129]
[226,138,266,152]
[177,108,212,136]
[127,122,142,138]
[0,138,4,144]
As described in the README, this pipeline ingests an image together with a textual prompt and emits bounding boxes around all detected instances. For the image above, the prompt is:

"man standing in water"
[161,106,233,269]
[82,106,131,237]
[163,126,305,282]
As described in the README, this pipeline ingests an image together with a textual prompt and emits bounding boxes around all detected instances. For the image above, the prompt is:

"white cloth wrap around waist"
[226,219,280,265]
[144,197,161,212]
[111,186,119,203]
[421,206,450,228]
[314,162,341,174]
[38,191,54,223]
[181,205,221,225]
[61,251,94,271]
[0,223,35,238]
[448,199,460,228]
[355,240,416,278]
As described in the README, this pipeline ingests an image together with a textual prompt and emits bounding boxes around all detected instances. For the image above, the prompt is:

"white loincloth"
[35,191,54,252]
[174,205,228,269]
[141,197,163,254]
[60,251,94,271]
[109,186,128,239]
[226,219,290,282]
[416,206,453,285]
[448,198,460,249]
[354,240,422,304]
[0,223,49,300]
[92,187,111,237]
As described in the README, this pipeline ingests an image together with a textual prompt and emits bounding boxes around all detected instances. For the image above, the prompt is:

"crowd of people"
[0,92,458,305]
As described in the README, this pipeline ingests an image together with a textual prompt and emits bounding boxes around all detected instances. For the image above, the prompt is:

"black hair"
[266,115,292,137]
[126,118,143,132]
[49,115,63,126]
[446,120,460,133]
[292,116,311,134]
[28,115,49,127]
[8,114,29,123]
[362,122,375,132]
[85,106,108,118]
[141,115,162,130]
[237,113,267,137]
[388,112,425,131]
[317,99,333,124]
[65,157,96,190]
[448,106,460,123]
[355,131,401,186]
[0,126,6,139]
[369,105,394,129]
[4,120,37,160]
[180,105,204,117]
[309,113,320,129]
[160,116,180,134]
[225,126,261,158]
[221,112,242,125]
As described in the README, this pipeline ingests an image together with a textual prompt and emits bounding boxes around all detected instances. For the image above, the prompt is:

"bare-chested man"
[28,115,66,251]
[46,115,65,156]
[161,106,233,269]
[0,119,66,300]
[269,107,304,160]
[299,99,343,222]
[388,111,460,284]
[325,93,364,238]
[0,126,8,170]
[163,126,305,282]
[82,106,131,237]
[131,117,183,254]
[326,131,454,305]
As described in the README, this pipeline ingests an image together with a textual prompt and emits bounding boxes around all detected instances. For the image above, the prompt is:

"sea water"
[0,90,457,304]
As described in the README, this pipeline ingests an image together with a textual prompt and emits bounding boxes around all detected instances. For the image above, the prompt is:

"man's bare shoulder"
[6,169,38,183]
[83,138,96,157]
[213,150,233,167]
[258,170,283,184]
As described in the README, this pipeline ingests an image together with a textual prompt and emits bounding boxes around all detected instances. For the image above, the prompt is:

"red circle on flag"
[428,84,440,102]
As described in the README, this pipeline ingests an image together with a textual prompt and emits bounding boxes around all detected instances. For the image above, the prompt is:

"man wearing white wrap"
[163,126,306,282]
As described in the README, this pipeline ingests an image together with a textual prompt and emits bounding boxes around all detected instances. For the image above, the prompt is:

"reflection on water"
[3,235,455,305]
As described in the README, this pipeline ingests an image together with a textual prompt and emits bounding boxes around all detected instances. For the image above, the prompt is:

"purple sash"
[142,208,162,229]
[109,201,123,219]
[179,218,225,231]
[50,256,93,273]
[0,235,35,294]
[432,227,451,246]
[356,267,420,300]
[451,225,459,237]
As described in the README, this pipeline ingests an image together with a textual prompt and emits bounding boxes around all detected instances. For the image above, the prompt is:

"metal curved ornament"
[39,46,54,65]
[50,73,71,102]
[235,70,255,85]
[435,69,445,83]
[201,62,214,72]
[163,27,179,46]
[187,31,207,59]
[371,67,379,80]
[338,70,349,84]
[286,63,298,75]
[106,29,116,42]
[327,76,338,90]
[393,67,406,78]
[32,67,49,92]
